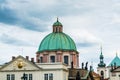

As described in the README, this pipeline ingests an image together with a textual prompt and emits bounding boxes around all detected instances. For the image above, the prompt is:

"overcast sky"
[0,0,120,70]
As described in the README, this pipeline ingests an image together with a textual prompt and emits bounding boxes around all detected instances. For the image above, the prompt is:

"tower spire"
[98,46,106,67]
[100,44,102,55]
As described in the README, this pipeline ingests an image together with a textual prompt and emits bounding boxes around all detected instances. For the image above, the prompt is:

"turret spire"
[98,46,106,67]
[100,45,102,55]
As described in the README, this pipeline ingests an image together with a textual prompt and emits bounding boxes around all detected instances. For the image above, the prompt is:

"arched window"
[40,57,43,63]
[50,56,55,62]
[64,56,69,65]
[101,71,104,79]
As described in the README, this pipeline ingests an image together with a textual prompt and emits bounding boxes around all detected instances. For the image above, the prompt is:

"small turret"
[98,46,106,67]
[53,18,63,33]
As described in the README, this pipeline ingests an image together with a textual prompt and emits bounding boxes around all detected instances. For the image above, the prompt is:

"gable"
[0,56,41,71]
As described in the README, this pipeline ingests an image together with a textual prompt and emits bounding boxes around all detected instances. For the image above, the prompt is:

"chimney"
[26,56,29,60]
[31,58,34,63]
[12,56,15,60]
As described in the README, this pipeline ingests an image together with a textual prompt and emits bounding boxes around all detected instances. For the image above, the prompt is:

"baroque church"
[0,19,96,80]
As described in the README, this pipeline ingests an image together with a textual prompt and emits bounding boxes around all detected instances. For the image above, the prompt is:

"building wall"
[110,72,120,80]
[0,56,68,80]
[97,67,108,79]
[0,69,68,80]
[0,71,41,80]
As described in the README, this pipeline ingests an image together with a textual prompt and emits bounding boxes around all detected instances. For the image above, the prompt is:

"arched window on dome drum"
[64,56,69,65]
[50,56,55,63]
[40,57,43,63]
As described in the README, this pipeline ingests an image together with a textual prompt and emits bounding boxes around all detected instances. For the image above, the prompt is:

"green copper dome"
[38,32,77,52]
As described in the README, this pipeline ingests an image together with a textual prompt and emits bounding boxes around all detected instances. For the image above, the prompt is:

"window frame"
[44,73,53,80]
[7,74,10,80]
[40,56,43,63]
[11,74,15,80]
[64,56,69,65]
[50,56,55,63]
[29,74,32,80]
[44,74,48,80]
[49,73,53,80]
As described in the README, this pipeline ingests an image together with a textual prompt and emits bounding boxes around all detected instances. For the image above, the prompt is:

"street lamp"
[21,73,27,80]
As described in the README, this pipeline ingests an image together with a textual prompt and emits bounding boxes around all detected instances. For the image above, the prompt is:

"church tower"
[36,19,79,68]
[97,46,107,79]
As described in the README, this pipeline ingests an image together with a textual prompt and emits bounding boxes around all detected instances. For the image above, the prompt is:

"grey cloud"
[0,7,19,24]
[0,33,34,46]
[0,0,105,32]
[76,41,98,47]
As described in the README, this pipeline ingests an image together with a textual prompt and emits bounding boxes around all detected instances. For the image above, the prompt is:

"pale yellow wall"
[0,71,42,80]
[97,67,108,79]
[0,57,68,80]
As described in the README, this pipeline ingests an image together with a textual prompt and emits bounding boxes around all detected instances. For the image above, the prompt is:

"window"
[101,71,104,79]
[11,74,15,80]
[40,57,43,63]
[64,56,69,65]
[29,74,32,80]
[25,74,28,80]
[44,74,48,80]
[7,74,15,80]
[21,73,32,80]
[50,56,55,63]
[49,73,53,80]
[44,73,53,80]
[7,74,10,80]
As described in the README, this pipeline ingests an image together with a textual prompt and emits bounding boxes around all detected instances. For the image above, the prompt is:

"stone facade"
[0,56,68,80]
